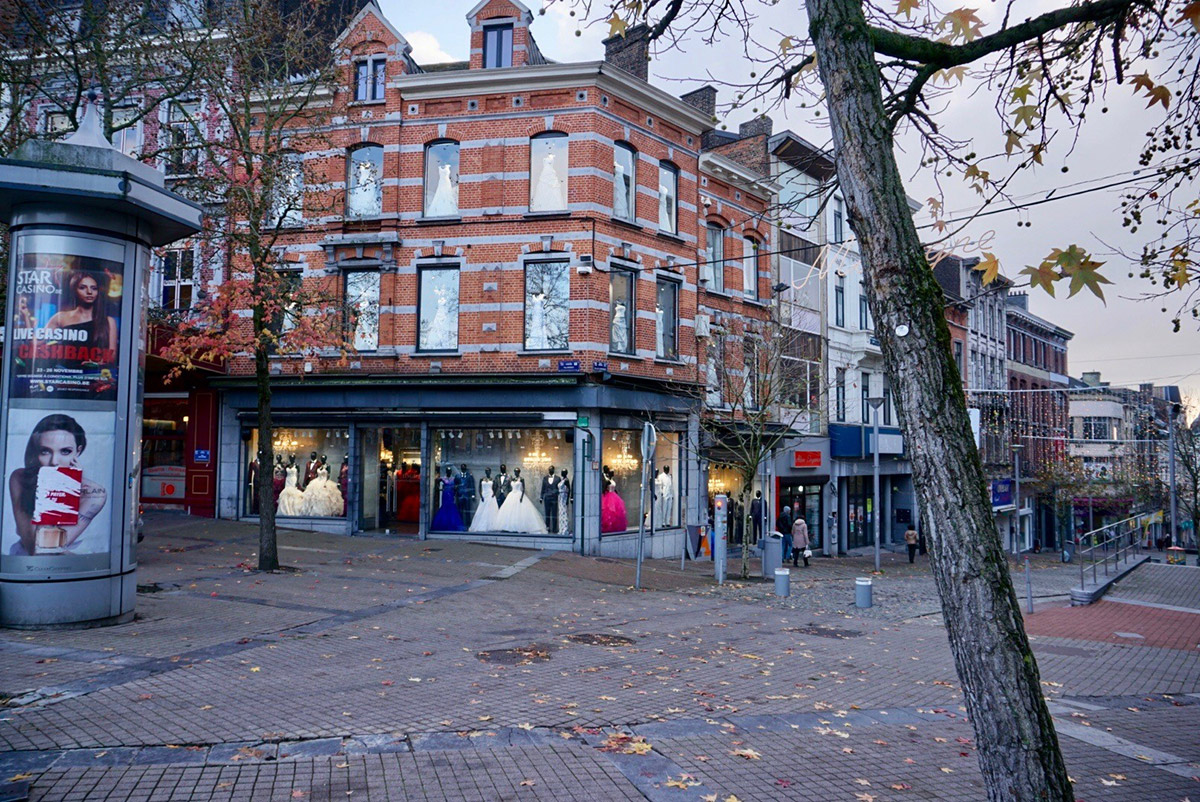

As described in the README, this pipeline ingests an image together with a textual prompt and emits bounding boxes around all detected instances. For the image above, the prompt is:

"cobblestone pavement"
[0,514,1197,801]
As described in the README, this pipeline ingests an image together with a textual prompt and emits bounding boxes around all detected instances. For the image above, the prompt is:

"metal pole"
[872,405,881,572]
[1013,448,1022,555]
[1168,404,1179,548]
[1025,556,1034,614]
[635,457,648,590]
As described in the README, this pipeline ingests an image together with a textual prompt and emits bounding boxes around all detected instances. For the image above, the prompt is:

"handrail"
[1076,511,1158,591]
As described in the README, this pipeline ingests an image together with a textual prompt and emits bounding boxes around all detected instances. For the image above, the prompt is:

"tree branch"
[869,0,1145,69]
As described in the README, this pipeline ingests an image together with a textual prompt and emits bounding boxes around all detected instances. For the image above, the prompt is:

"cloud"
[404,31,456,65]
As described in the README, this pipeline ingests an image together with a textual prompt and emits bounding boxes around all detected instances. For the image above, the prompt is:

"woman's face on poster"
[35,430,82,468]
[75,275,100,306]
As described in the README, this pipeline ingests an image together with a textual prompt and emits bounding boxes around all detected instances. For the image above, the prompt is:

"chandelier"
[524,430,553,471]
[609,431,639,476]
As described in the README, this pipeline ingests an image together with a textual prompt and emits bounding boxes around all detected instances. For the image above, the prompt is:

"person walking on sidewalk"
[905,525,920,563]
[776,505,793,562]
[792,515,810,567]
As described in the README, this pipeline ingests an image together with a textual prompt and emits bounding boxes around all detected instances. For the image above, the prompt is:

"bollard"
[855,576,873,608]
[774,568,791,598]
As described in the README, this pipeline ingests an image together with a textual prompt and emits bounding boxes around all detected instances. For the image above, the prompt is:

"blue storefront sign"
[557,360,581,373]
[991,479,1013,508]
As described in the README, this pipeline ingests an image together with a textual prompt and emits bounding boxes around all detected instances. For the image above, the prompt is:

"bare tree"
[160,0,354,571]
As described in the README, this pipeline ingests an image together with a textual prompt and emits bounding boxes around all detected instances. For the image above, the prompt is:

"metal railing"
[1076,512,1156,590]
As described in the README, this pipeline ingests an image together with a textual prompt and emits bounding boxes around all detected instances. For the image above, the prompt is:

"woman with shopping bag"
[791,516,811,567]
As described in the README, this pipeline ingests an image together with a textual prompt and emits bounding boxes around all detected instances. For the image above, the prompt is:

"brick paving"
[0,513,1197,801]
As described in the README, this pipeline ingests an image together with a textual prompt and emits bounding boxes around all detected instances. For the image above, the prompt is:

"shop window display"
[429,428,574,535]
[141,398,187,503]
[374,428,421,529]
[600,429,680,534]
[244,427,349,517]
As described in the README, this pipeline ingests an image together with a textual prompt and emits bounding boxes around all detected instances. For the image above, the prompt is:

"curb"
[1069,554,1151,606]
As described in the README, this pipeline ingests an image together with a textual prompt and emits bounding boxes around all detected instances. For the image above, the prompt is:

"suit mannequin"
[540,466,558,532]
[457,463,476,520]
[495,464,511,507]
[749,490,764,542]
[303,451,319,490]
[557,468,571,535]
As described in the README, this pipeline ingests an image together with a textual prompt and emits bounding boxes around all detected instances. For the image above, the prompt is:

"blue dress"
[431,477,465,531]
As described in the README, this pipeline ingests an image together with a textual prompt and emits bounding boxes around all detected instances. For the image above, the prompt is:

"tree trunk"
[254,335,279,572]
[807,0,1074,798]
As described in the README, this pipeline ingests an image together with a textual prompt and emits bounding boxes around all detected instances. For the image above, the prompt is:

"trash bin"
[855,576,873,608]
[762,535,783,578]
[774,568,790,598]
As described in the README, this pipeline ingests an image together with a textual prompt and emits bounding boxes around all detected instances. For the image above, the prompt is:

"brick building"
[209,1,775,553]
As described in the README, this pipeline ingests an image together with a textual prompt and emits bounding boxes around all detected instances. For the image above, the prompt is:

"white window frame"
[354,56,387,102]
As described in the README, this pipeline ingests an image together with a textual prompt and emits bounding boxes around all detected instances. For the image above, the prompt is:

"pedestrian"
[792,515,810,567]
[905,524,919,563]
[777,505,793,566]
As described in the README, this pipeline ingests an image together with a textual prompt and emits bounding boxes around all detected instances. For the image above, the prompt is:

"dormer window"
[483,24,513,68]
[354,56,386,102]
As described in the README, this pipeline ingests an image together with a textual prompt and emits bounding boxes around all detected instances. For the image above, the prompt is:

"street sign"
[641,421,657,461]
[194,449,211,463]
[576,416,589,428]
[557,359,581,373]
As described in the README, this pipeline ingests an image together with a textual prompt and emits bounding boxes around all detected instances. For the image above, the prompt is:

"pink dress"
[601,484,628,533]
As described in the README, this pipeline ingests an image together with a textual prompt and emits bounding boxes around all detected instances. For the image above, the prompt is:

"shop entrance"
[778,480,825,551]
[360,427,421,534]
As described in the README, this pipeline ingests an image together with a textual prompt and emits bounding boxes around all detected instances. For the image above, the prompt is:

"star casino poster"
[8,251,123,402]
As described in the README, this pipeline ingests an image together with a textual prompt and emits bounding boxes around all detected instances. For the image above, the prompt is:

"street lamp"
[867,396,886,571]
[1168,402,1180,547]
[1012,443,1025,554]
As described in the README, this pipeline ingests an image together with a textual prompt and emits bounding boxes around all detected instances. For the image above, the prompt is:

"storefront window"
[779,481,824,550]
[524,259,569,350]
[429,428,575,535]
[601,428,680,534]
[243,427,349,517]
[369,428,421,532]
[707,463,752,544]
[418,266,459,351]
[142,398,187,503]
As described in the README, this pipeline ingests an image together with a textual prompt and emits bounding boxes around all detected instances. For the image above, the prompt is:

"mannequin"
[247,456,260,514]
[302,451,319,490]
[469,467,500,532]
[339,458,350,517]
[456,463,476,521]
[613,160,630,219]
[272,455,286,505]
[557,468,571,536]
[540,466,558,533]
[428,161,458,216]
[601,470,627,533]
[494,467,548,534]
[655,304,665,356]
[301,453,342,516]
[431,466,465,531]
[527,292,547,350]
[611,301,628,352]
[532,151,563,210]
[656,465,674,527]
[494,463,511,508]
[278,457,306,516]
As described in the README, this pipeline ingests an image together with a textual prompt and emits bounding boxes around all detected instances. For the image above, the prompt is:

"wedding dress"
[611,302,629,352]
[426,293,455,349]
[533,153,564,210]
[469,478,500,532]
[302,465,344,517]
[656,472,674,526]
[277,465,306,516]
[428,162,458,216]
[494,478,548,534]
[527,293,547,350]
[348,159,381,217]
[658,184,674,231]
[430,476,465,531]
[655,305,665,356]
[613,161,630,219]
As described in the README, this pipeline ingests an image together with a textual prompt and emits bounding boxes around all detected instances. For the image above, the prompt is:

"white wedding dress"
[611,302,629,352]
[301,465,344,517]
[533,153,564,210]
[469,479,500,532]
[348,160,381,217]
[527,293,547,350]
[426,294,455,349]
[428,163,458,216]
[493,478,548,534]
[277,465,306,516]
[656,472,674,526]
[655,305,665,356]
[613,161,630,219]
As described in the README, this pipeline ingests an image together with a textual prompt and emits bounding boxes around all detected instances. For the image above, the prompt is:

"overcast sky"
[378,0,1199,406]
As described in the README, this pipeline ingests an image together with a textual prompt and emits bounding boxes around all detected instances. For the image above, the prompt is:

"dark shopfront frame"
[777,478,827,552]
[597,413,691,539]
[222,374,698,544]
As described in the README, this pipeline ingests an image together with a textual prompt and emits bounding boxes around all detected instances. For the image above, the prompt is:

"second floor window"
[159,248,194,311]
[525,260,570,350]
[835,367,846,422]
[883,386,893,426]
[424,140,460,218]
[609,267,635,354]
[742,238,758,298]
[655,280,678,360]
[833,197,845,242]
[859,282,871,330]
[658,162,678,233]
[418,265,459,351]
[166,102,199,175]
[861,371,872,423]
[483,24,514,68]
[354,57,386,101]
[613,143,636,221]
[346,271,380,351]
[530,133,568,212]
[110,106,142,158]
[834,277,845,327]
[270,152,304,227]
[704,225,724,292]
[347,144,383,218]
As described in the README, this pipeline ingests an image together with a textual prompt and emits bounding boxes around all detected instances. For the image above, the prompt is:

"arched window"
[613,142,636,221]
[658,161,678,233]
[742,236,759,298]
[346,144,383,218]
[424,140,460,218]
[270,151,304,227]
[703,223,724,292]
[530,132,568,212]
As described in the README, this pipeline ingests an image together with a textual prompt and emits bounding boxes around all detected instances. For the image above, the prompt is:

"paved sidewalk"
[0,514,1197,801]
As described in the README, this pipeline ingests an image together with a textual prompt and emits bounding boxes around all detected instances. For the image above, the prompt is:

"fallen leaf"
[519,779,535,787]
[8,774,32,782]
[940,767,954,773]
[890,782,912,790]
[291,792,305,799]
[731,748,762,760]
[854,778,872,786]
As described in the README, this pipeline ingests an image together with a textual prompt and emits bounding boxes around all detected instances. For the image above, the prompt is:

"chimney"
[603,23,650,81]
[1082,371,1103,387]
[738,116,773,139]
[1007,292,1029,311]
[680,86,717,120]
